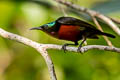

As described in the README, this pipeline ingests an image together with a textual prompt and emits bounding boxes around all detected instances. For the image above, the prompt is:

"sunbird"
[30,17,115,52]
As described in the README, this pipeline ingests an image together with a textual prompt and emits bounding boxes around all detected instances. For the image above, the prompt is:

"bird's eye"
[44,25,49,29]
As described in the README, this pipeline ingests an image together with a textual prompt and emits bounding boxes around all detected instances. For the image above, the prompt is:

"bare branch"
[38,47,57,80]
[54,0,120,35]
[45,44,120,53]
[0,28,120,80]
[0,28,57,80]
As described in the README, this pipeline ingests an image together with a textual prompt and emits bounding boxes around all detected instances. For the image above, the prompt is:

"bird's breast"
[58,25,81,41]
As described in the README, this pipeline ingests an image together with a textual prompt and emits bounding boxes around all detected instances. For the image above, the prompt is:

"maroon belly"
[58,25,81,42]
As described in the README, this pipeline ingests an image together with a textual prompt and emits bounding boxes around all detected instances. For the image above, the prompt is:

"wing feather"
[56,17,97,30]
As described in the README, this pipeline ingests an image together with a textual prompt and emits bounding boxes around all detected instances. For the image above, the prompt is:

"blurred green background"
[0,0,120,80]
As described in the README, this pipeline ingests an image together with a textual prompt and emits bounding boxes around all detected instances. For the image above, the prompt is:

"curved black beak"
[29,27,43,30]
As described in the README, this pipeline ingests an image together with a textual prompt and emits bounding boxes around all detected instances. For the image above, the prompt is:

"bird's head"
[30,21,56,32]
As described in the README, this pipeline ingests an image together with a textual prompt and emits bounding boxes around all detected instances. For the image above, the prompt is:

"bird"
[30,17,115,52]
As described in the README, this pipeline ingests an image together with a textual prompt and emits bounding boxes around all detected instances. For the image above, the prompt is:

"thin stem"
[92,16,113,47]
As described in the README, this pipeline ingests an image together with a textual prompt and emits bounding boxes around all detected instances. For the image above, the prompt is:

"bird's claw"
[61,45,67,53]
[77,47,83,54]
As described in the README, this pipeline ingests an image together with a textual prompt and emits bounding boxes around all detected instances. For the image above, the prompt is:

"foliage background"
[0,0,120,80]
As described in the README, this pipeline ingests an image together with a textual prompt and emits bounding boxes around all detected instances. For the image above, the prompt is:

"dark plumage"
[30,17,115,52]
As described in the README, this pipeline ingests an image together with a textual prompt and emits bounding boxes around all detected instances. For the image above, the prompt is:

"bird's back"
[56,17,97,30]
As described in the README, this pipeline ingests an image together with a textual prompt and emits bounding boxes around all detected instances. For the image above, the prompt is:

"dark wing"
[56,17,97,30]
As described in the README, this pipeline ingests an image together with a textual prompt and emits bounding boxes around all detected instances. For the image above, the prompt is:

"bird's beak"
[29,26,43,30]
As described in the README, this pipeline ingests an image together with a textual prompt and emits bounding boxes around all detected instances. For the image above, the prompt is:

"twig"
[109,17,120,24]
[54,0,120,35]
[56,0,68,16]
[92,16,113,47]
[58,3,68,17]
[0,28,120,80]
[96,14,120,35]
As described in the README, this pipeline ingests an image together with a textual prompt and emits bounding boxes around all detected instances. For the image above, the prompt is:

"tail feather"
[101,32,115,38]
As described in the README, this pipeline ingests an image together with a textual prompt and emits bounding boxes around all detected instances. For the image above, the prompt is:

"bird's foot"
[61,44,68,53]
[77,46,83,54]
